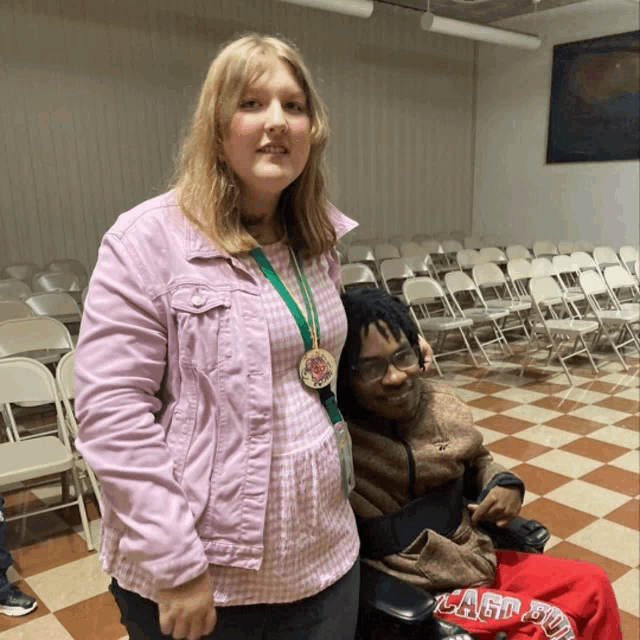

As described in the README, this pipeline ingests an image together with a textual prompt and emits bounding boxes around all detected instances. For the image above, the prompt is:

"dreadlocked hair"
[337,288,425,422]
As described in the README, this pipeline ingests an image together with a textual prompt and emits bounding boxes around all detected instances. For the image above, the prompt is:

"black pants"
[0,496,12,599]
[110,558,360,640]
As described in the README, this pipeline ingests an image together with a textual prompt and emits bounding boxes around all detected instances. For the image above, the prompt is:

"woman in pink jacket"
[75,33,368,640]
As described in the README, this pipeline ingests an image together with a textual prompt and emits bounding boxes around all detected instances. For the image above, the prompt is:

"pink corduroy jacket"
[74,191,356,591]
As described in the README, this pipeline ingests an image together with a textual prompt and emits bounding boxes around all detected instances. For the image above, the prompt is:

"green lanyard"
[250,247,343,425]
[251,247,318,351]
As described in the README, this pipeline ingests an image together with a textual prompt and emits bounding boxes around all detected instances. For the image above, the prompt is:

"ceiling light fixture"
[420,0,541,51]
[420,13,541,49]
[278,0,374,18]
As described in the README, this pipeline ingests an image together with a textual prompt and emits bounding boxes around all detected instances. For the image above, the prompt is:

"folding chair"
[374,243,401,272]
[505,245,532,260]
[421,241,455,275]
[0,357,94,551]
[521,276,600,385]
[618,246,639,275]
[593,246,621,273]
[24,292,82,325]
[556,241,575,255]
[480,234,504,249]
[472,263,531,339]
[340,264,378,292]
[463,236,483,250]
[455,249,487,271]
[32,271,82,295]
[533,241,558,259]
[506,258,534,303]
[552,255,580,290]
[603,265,640,312]
[570,251,599,273]
[412,234,432,243]
[388,236,406,250]
[47,259,89,288]
[421,240,442,254]
[403,278,478,375]
[380,258,414,303]
[578,271,640,369]
[550,255,587,316]
[536,257,588,318]
[445,271,513,364]
[0,299,33,322]
[56,351,102,508]
[346,245,377,275]
[400,241,422,257]
[402,254,438,281]
[574,240,594,253]
[531,258,556,278]
[440,240,464,267]
[2,263,40,283]
[479,247,508,265]
[0,316,74,365]
[0,278,31,300]
[0,317,75,441]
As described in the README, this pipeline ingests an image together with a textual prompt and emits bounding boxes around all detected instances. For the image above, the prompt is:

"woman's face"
[223,58,312,208]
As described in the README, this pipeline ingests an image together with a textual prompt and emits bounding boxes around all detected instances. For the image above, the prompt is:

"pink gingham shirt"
[207,241,360,604]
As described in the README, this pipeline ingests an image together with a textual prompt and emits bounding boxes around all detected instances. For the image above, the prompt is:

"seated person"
[337,288,622,640]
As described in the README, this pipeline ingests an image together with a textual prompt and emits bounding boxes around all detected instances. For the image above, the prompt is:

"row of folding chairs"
[344,231,505,248]
[0,293,82,343]
[2,259,89,287]
[341,240,639,284]
[0,271,85,299]
[342,264,523,374]
[0,352,98,552]
[342,236,637,268]
[0,316,100,549]
[520,270,639,385]
[342,260,639,383]
[342,241,639,295]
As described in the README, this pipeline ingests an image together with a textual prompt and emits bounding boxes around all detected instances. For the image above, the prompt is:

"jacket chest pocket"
[170,285,231,373]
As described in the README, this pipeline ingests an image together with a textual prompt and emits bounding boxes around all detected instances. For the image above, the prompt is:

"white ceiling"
[375,0,593,24]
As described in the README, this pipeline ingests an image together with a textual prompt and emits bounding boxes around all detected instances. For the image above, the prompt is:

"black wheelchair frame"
[357,515,550,640]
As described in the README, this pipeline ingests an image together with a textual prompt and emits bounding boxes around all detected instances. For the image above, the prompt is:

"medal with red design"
[299,347,336,389]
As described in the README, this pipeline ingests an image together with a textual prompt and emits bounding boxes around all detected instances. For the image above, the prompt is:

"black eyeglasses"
[353,346,420,384]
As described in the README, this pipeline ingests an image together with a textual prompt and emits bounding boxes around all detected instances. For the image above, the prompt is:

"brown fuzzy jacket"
[349,380,523,593]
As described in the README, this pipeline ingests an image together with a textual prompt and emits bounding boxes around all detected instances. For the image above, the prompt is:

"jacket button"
[191,295,204,308]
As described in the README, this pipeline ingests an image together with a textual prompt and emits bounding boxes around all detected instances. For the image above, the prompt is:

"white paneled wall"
[473,0,640,250]
[0,0,476,271]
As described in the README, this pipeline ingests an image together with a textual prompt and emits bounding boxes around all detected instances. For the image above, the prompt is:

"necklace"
[251,246,336,389]
[287,248,337,389]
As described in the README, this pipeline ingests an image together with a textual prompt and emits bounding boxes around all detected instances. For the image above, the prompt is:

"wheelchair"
[356,513,550,640]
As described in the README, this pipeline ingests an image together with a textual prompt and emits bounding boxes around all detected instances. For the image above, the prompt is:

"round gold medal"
[298,348,336,389]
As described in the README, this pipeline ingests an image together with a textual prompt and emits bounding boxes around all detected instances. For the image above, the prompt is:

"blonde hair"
[171,33,336,258]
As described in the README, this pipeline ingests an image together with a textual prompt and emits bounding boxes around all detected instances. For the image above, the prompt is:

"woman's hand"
[418,335,434,373]
[467,486,522,528]
[156,570,217,640]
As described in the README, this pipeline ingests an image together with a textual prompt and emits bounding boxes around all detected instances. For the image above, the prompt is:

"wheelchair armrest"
[478,515,550,554]
[359,561,436,625]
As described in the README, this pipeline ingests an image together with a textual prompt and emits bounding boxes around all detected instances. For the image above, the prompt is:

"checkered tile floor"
[1,340,638,639]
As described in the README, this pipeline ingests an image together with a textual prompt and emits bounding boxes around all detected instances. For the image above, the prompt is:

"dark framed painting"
[546,30,640,164]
